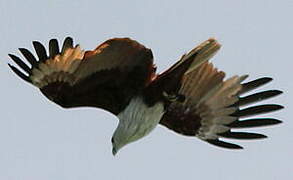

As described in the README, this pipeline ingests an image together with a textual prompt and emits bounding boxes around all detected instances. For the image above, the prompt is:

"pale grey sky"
[0,0,292,179]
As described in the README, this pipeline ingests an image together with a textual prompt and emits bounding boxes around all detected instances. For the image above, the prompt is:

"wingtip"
[265,77,273,81]
[260,77,273,82]
[49,38,60,58]
[206,139,244,149]
[271,90,283,95]
[274,119,283,124]
[8,53,15,58]
[274,104,285,110]
[32,40,48,62]
[262,77,273,84]
[233,104,284,117]
[49,38,58,41]
[32,40,41,45]
[32,40,46,48]
[228,118,283,128]
[61,37,74,53]
[219,131,268,140]
[7,63,15,72]
[8,63,32,83]
[241,77,274,94]
[64,36,73,41]
[8,53,21,62]
[63,37,74,45]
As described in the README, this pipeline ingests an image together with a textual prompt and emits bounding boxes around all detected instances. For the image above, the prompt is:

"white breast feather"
[117,97,164,142]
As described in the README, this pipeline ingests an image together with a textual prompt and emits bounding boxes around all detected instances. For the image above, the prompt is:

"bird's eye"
[111,137,114,144]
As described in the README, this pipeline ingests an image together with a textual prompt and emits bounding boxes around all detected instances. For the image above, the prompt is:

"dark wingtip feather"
[18,48,38,67]
[228,118,282,128]
[206,139,243,149]
[219,131,267,139]
[61,37,74,53]
[32,41,48,62]
[232,104,284,117]
[273,90,283,94]
[238,90,283,106]
[49,38,60,58]
[8,63,31,83]
[8,54,31,74]
[240,77,273,94]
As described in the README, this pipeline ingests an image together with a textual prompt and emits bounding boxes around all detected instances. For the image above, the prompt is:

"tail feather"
[150,38,221,98]
[165,38,221,77]
[184,38,221,74]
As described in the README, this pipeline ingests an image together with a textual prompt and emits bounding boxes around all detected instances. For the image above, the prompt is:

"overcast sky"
[0,0,292,179]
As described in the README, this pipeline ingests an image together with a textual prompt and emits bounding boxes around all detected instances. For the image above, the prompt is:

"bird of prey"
[8,37,283,155]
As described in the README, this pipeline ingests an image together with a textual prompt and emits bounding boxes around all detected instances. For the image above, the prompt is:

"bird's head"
[111,97,165,155]
[111,118,147,156]
[111,126,129,156]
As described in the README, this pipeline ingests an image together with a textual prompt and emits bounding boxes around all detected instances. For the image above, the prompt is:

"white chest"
[117,97,165,140]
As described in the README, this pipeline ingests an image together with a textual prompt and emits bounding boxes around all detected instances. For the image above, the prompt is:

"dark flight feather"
[237,90,282,106]
[240,77,272,94]
[8,54,31,74]
[61,37,73,53]
[8,64,31,83]
[32,41,48,62]
[232,104,284,117]
[18,48,38,67]
[206,139,243,149]
[219,131,267,139]
[49,39,60,58]
[228,118,282,128]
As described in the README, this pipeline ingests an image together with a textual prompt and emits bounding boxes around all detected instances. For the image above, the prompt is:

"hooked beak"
[112,147,117,156]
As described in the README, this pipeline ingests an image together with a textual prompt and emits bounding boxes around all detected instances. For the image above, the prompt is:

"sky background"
[0,0,292,179]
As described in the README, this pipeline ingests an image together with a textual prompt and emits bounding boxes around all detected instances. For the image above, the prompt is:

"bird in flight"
[8,37,283,155]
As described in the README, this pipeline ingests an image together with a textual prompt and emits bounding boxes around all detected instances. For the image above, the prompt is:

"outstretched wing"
[9,37,155,114]
[160,61,283,149]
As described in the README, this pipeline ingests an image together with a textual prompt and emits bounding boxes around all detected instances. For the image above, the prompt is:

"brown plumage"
[9,37,155,114]
[9,37,283,151]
